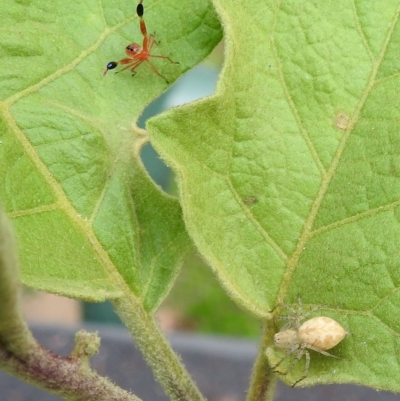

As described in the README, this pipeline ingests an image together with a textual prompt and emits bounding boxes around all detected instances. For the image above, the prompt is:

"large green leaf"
[0,0,222,310]
[149,0,400,390]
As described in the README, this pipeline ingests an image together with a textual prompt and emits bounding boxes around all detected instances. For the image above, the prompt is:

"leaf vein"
[139,230,187,311]
[226,179,289,263]
[7,203,60,219]
[270,1,326,176]
[310,199,400,238]
[351,0,375,62]
[275,3,400,303]
[5,15,137,106]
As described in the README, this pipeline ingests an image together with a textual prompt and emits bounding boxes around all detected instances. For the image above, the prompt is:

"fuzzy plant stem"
[246,322,277,401]
[113,295,206,401]
[0,206,36,355]
[0,208,141,401]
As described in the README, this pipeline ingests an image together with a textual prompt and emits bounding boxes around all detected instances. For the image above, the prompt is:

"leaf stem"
[0,206,36,355]
[113,295,206,401]
[246,322,277,401]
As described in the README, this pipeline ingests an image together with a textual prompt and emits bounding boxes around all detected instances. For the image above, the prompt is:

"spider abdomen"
[298,316,347,351]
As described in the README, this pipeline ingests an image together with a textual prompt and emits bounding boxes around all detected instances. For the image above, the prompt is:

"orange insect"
[103,0,178,83]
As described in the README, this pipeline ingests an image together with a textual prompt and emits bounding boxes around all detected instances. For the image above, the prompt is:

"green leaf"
[149,0,400,391]
[0,0,221,309]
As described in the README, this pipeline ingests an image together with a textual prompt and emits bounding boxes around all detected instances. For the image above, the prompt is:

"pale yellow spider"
[272,298,347,386]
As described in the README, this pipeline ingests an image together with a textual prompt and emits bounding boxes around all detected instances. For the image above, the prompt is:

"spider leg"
[150,33,159,45]
[307,345,340,358]
[145,59,170,83]
[146,31,179,65]
[271,353,288,373]
[148,54,179,64]
[275,303,302,328]
[272,345,301,374]
[144,34,156,53]
[139,14,147,37]
[128,60,145,76]
[279,303,298,315]
[295,297,319,322]
[146,33,179,65]
[115,59,143,75]
[292,350,310,387]
[276,297,321,330]
[275,315,299,330]
[283,349,305,376]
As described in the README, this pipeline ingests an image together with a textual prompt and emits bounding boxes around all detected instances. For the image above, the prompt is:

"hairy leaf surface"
[0,0,222,310]
[149,0,400,389]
